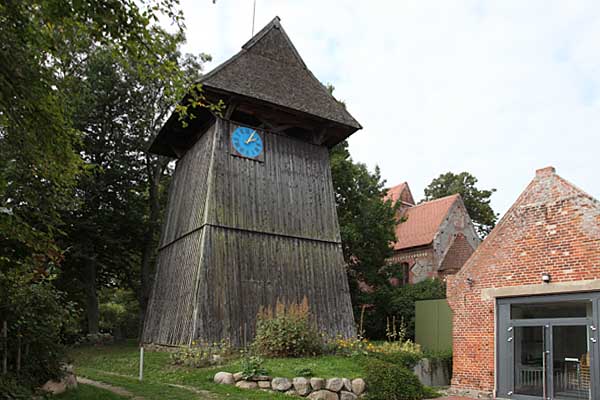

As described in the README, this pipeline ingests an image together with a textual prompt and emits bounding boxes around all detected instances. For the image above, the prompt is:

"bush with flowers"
[252,297,323,357]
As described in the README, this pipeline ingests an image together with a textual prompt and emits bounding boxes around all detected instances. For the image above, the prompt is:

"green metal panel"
[415,299,452,352]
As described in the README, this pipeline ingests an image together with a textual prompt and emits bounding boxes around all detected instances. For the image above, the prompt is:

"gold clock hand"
[245,131,256,144]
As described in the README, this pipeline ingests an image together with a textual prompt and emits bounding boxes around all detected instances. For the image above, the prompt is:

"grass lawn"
[55,384,128,399]
[68,341,365,399]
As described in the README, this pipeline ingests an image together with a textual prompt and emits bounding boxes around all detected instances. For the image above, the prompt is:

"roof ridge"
[411,193,460,208]
[241,16,308,70]
[387,181,408,190]
[198,17,361,131]
[552,174,600,206]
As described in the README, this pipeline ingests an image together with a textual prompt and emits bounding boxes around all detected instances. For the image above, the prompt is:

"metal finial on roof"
[252,0,257,35]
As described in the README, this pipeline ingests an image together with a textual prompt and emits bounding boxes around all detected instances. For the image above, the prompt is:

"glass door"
[551,325,591,400]
[513,325,547,398]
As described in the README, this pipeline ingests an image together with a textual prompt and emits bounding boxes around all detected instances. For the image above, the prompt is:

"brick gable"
[446,167,600,395]
[439,233,475,275]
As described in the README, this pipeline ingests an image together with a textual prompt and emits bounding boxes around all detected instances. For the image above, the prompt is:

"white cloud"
[174,0,600,216]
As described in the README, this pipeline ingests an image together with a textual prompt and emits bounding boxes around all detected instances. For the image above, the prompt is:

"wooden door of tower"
[497,293,600,400]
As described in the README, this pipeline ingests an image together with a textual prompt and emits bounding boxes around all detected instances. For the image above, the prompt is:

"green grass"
[69,342,365,399]
[55,384,127,399]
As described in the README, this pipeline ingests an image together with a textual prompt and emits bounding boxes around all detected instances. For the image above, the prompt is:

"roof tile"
[392,194,460,250]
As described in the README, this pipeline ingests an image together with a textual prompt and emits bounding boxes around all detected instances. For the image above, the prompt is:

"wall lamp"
[542,273,551,283]
[466,277,474,286]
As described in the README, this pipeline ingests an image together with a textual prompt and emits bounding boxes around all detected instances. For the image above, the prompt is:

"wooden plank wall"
[142,230,205,344]
[209,119,341,243]
[159,123,215,247]
[197,226,355,346]
[143,118,356,346]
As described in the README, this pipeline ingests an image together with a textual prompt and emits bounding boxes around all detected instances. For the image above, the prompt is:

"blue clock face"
[231,126,264,159]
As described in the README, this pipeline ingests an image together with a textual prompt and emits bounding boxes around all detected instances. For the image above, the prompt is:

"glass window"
[511,300,592,319]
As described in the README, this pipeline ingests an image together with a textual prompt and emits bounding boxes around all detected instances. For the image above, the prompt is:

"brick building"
[447,167,600,399]
[385,182,480,284]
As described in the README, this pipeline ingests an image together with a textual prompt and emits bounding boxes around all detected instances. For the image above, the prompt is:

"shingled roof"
[392,194,461,250]
[201,17,360,129]
[150,17,361,157]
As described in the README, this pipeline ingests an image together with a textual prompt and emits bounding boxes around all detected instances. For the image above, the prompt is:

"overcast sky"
[169,0,600,217]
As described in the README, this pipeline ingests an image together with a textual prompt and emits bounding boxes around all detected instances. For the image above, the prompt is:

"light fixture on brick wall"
[466,277,474,286]
[541,273,551,283]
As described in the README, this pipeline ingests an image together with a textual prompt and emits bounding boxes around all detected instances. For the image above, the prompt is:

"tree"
[56,26,217,335]
[329,141,398,311]
[423,171,498,237]
[0,0,187,390]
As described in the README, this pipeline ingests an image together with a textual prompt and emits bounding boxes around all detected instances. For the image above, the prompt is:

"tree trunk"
[139,160,165,335]
[16,335,20,372]
[2,320,7,375]
[84,258,99,334]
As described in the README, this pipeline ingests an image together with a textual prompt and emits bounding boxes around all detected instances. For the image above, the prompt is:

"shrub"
[364,358,426,400]
[357,279,446,340]
[252,298,323,357]
[369,340,423,369]
[371,351,423,370]
[240,354,268,379]
[170,339,232,368]
[77,332,115,346]
[98,288,140,340]
[0,271,77,392]
[0,375,37,399]
[330,336,372,357]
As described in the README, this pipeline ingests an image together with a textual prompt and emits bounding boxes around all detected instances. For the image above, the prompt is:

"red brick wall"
[447,167,600,394]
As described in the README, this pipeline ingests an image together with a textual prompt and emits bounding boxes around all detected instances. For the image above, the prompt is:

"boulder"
[272,377,293,391]
[258,380,272,389]
[340,390,358,400]
[308,390,339,400]
[233,372,244,382]
[325,377,344,392]
[310,377,325,390]
[214,372,235,385]
[64,373,78,389]
[250,375,272,381]
[293,377,312,396]
[342,378,352,391]
[41,380,67,395]
[351,378,366,395]
[41,369,78,394]
[236,380,258,389]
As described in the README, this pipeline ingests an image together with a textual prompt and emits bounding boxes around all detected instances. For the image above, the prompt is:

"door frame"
[496,292,600,399]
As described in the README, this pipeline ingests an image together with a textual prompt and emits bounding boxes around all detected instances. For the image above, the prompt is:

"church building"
[384,182,480,284]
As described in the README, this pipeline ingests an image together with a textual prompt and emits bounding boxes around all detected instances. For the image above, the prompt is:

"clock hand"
[245,131,256,144]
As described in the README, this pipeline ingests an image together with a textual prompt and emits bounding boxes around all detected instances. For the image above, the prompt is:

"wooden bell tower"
[143,17,362,346]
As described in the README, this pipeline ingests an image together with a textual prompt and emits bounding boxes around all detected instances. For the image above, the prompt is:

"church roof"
[200,17,361,130]
[385,182,415,206]
[392,194,461,250]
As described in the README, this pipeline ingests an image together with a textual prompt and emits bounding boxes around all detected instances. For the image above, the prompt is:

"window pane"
[511,301,592,319]
[553,325,590,400]
[514,326,544,397]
